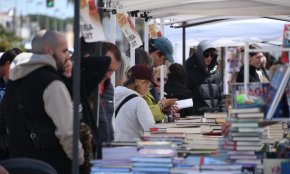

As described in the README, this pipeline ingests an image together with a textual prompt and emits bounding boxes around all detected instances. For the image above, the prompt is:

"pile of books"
[220,107,264,172]
[263,122,286,143]
[90,146,137,173]
[171,156,242,174]
[131,141,176,173]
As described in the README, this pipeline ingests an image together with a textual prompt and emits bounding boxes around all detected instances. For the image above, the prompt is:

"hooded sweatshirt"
[185,40,225,115]
[114,86,155,141]
[8,53,84,164]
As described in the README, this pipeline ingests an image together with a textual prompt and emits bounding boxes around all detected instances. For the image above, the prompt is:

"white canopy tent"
[107,0,290,63]
[162,18,289,63]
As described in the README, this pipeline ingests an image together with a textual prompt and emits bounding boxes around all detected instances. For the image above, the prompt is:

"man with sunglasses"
[185,40,225,115]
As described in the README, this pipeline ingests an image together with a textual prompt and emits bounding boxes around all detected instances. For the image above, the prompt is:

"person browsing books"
[2,30,84,173]
[236,44,267,83]
[114,64,155,141]
[133,48,179,122]
[185,40,225,115]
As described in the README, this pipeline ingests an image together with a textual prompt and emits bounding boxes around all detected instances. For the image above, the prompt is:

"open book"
[176,98,193,109]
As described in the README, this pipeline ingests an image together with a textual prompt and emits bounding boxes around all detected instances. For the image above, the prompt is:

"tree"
[0,25,24,52]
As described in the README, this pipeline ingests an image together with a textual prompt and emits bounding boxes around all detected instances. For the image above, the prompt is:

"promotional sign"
[283,24,290,47]
[281,24,290,63]
[80,0,106,42]
[148,23,163,39]
[116,12,143,49]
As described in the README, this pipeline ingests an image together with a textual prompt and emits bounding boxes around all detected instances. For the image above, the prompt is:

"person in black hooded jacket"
[185,40,225,115]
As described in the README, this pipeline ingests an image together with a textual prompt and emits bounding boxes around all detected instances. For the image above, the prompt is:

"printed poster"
[283,24,290,47]
[80,0,106,42]
[281,24,290,63]
[116,12,143,49]
[148,23,163,39]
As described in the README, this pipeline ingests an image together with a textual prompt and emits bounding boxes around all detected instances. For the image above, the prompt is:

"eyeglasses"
[203,52,217,59]
[156,78,167,82]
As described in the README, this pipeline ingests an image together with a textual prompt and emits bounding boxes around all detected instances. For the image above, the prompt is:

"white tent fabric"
[163,18,290,63]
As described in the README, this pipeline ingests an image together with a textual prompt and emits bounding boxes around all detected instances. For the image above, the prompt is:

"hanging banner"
[281,24,290,63]
[116,12,143,49]
[283,24,290,47]
[148,23,158,39]
[80,0,106,42]
[148,23,162,39]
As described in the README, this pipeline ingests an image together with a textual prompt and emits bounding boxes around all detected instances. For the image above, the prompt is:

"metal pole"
[72,0,80,173]
[160,65,164,100]
[46,15,49,30]
[243,42,249,94]
[110,13,116,87]
[144,19,149,52]
[130,17,136,66]
[182,22,186,65]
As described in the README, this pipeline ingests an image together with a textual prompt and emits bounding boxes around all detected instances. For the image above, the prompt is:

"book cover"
[166,127,201,134]
[204,112,227,118]
[137,148,176,158]
[264,158,290,174]
[132,167,170,172]
[231,82,269,108]
[285,78,290,115]
[133,162,173,168]
[131,157,172,163]
[230,107,261,114]
[264,65,290,120]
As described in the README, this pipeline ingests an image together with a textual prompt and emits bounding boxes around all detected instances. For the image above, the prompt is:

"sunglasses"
[203,52,217,59]
[156,78,167,82]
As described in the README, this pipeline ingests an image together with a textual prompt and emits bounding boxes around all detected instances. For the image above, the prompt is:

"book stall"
[87,41,290,174]
[70,1,290,174]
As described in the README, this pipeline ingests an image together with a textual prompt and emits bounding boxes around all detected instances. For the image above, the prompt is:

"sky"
[0,0,74,19]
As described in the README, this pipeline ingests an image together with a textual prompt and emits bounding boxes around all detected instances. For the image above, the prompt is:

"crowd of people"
[0,29,282,173]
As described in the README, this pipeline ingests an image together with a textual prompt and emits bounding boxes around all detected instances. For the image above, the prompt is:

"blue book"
[281,161,290,174]
[133,162,173,167]
[264,65,290,120]
[231,82,269,108]
[131,157,172,163]
[132,167,170,172]
[91,167,130,172]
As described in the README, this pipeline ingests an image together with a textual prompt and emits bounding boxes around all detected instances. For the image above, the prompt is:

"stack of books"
[90,146,137,173]
[131,141,176,173]
[142,131,186,148]
[263,122,286,143]
[171,156,242,174]
[220,107,264,172]
[152,113,226,156]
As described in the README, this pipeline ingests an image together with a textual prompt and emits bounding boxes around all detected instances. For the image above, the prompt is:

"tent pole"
[72,0,80,173]
[182,22,186,65]
[144,19,149,52]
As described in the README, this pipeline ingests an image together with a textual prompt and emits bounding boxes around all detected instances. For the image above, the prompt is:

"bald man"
[2,30,84,174]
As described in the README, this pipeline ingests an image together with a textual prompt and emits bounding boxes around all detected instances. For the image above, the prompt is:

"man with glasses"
[185,40,225,115]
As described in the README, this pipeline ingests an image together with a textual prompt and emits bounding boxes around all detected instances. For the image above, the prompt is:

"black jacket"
[79,56,111,158]
[98,79,114,143]
[185,40,225,115]
[164,80,193,117]
[236,65,260,83]
[3,66,71,174]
